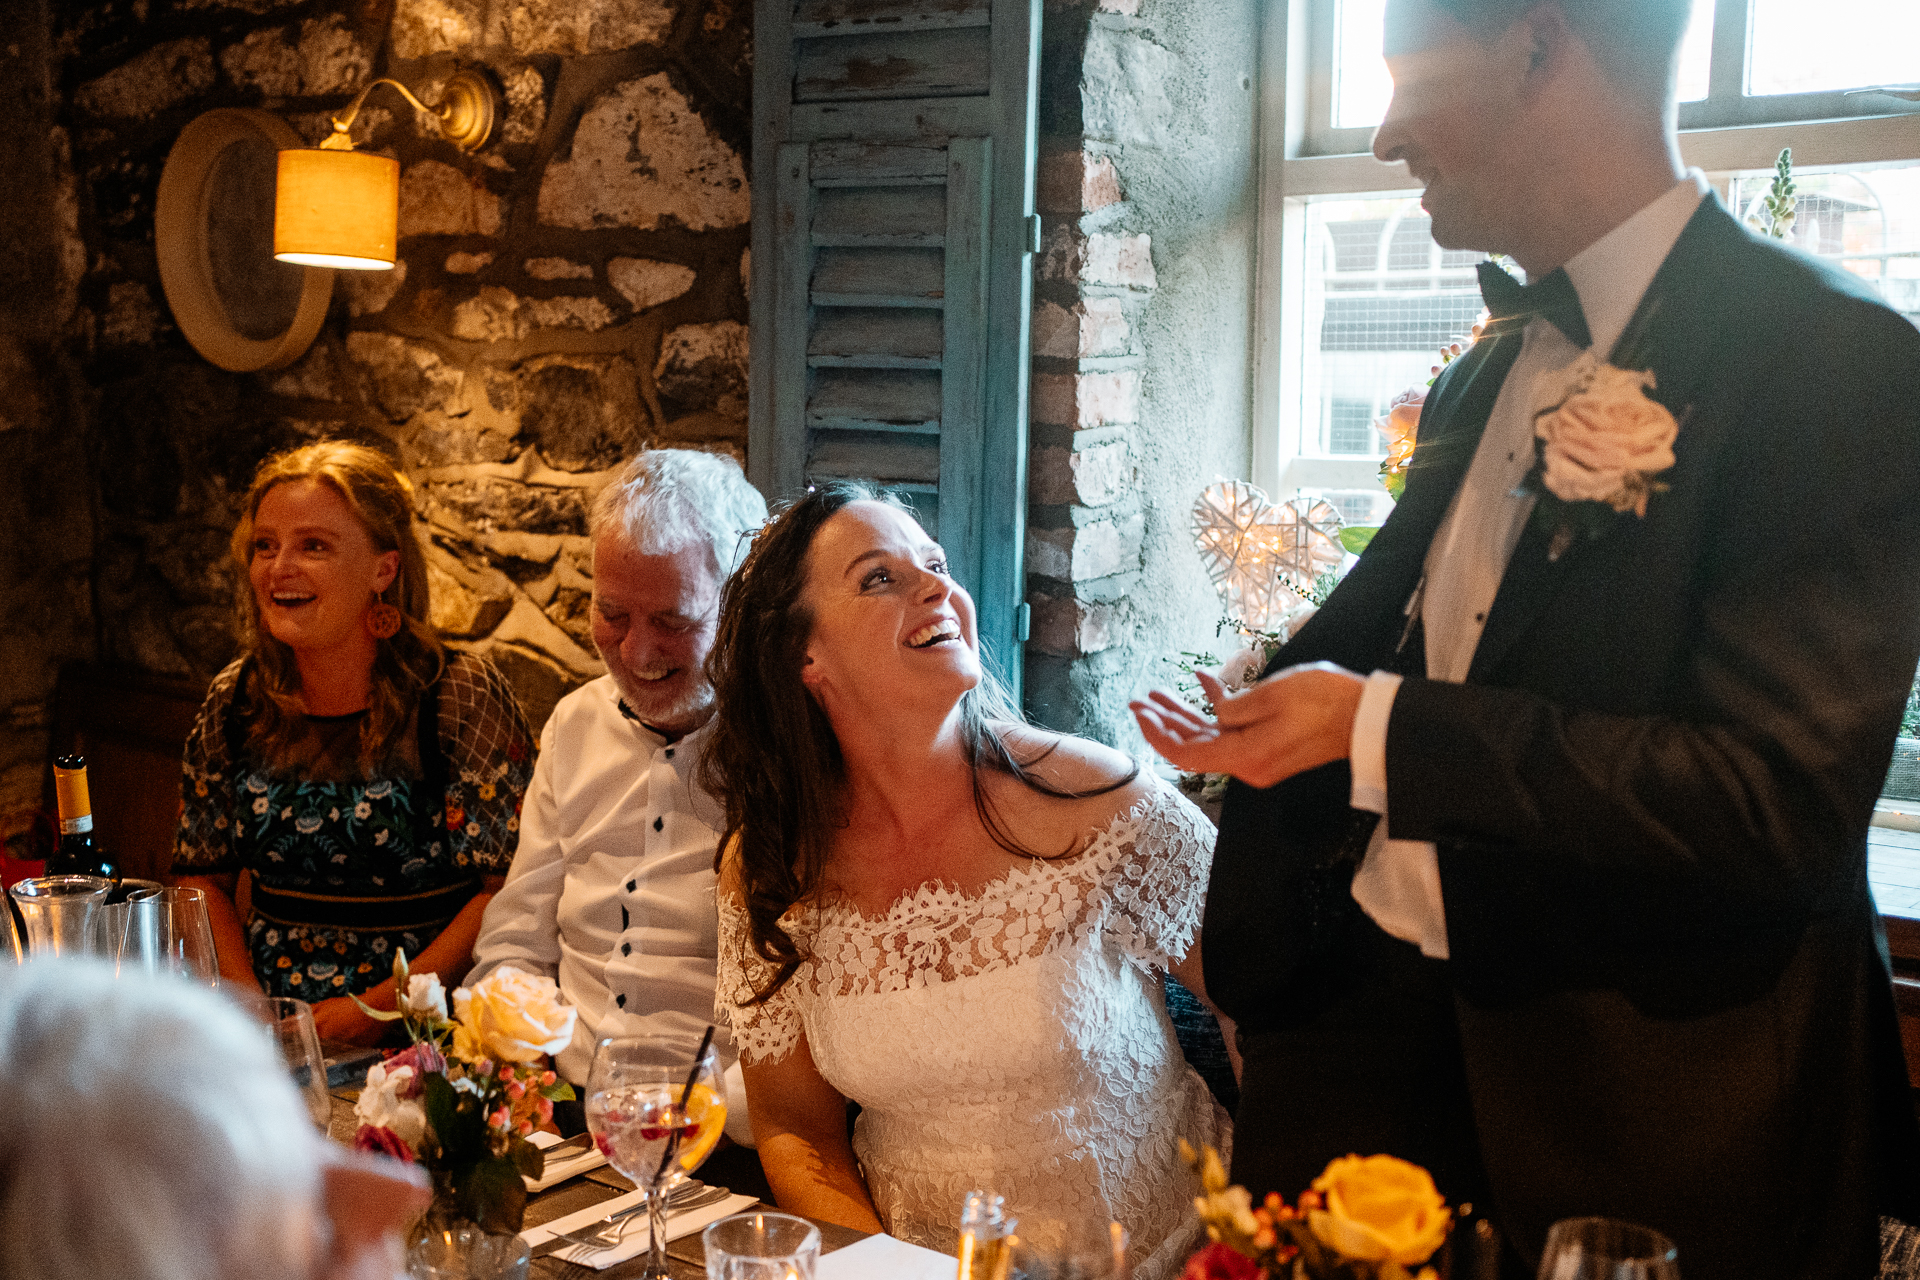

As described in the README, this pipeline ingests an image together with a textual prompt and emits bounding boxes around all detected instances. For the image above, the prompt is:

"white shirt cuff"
[1348,670,1403,815]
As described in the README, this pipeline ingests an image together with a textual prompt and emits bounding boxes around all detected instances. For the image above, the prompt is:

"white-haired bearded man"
[468,449,767,1187]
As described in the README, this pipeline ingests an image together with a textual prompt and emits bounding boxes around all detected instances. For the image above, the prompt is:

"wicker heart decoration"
[1191,480,1345,630]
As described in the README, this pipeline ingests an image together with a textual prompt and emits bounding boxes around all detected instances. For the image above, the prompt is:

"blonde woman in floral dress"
[173,441,533,1044]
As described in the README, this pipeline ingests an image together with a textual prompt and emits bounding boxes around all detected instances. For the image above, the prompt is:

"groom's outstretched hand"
[1131,662,1365,789]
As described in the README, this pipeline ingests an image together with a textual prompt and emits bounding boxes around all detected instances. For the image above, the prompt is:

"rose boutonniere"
[1520,351,1683,560]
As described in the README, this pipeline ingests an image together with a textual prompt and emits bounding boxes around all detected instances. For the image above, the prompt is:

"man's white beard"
[608,664,714,731]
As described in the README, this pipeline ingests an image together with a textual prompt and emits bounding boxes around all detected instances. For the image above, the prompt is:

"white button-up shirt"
[1348,172,1712,959]
[470,675,748,1141]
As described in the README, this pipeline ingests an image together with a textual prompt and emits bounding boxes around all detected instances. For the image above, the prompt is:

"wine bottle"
[49,755,117,883]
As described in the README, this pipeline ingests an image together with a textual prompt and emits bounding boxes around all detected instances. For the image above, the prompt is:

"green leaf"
[422,1073,485,1167]
[508,1135,545,1180]
[458,1156,530,1234]
[349,993,406,1021]
[1338,526,1379,554]
[539,1080,576,1102]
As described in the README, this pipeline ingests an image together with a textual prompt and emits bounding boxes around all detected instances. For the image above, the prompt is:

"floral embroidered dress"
[173,651,535,999]
[716,783,1230,1280]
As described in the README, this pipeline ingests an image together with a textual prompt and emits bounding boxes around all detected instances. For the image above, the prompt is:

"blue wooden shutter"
[748,0,1040,691]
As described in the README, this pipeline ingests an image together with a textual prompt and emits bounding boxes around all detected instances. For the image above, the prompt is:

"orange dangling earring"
[365,601,403,640]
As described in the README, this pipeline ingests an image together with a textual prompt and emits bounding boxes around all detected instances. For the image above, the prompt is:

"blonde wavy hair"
[229,440,444,770]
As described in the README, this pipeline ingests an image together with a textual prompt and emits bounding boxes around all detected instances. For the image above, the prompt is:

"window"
[1251,0,1920,513]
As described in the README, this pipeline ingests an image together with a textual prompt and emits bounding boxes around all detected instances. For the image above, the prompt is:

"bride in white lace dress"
[700,484,1233,1280]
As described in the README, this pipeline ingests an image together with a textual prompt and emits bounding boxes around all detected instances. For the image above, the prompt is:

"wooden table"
[324,1089,870,1278]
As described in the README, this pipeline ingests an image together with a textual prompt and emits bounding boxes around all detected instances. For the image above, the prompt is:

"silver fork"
[550,1183,733,1252]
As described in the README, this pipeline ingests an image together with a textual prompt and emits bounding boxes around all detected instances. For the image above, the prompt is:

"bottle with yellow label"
[50,755,117,884]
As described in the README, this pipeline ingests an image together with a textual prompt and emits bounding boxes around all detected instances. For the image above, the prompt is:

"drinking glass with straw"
[584,1026,727,1279]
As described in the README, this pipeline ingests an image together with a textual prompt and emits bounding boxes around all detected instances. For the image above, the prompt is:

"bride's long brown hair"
[700,481,1136,1003]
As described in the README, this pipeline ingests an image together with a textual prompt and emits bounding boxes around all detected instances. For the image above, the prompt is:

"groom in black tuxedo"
[1134,1,1920,1277]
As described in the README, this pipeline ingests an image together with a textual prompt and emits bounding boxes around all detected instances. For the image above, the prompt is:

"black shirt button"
[665,748,674,760]
[620,905,629,930]
[653,816,663,833]
[626,879,636,893]
[615,993,626,1008]
[622,942,632,956]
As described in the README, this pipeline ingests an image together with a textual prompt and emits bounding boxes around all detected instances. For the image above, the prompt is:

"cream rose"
[1533,362,1677,517]
[1306,1154,1450,1266]
[452,966,577,1064]
[400,972,448,1022]
[352,1062,427,1149]
[1217,647,1264,692]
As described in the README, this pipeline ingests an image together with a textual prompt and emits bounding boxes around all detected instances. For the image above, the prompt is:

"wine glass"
[268,997,333,1130]
[585,1034,728,1279]
[1537,1217,1680,1280]
[125,887,219,986]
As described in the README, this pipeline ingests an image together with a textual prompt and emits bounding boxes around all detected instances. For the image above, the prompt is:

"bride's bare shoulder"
[990,723,1156,812]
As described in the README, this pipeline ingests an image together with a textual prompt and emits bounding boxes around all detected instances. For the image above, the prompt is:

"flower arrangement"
[1180,1143,1451,1280]
[350,951,578,1232]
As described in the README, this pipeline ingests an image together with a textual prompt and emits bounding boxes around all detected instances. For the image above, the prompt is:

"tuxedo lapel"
[1401,325,1524,529]
[1465,198,1747,684]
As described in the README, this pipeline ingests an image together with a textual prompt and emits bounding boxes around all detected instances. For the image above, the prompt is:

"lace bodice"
[716,783,1230,1280]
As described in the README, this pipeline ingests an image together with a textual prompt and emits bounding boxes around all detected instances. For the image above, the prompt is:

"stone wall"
[0,0,94,845]
[1023,0,1261,747]
[27,0,752,776]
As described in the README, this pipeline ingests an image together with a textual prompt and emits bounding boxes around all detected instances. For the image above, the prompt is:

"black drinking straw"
[653,1024,716,1185]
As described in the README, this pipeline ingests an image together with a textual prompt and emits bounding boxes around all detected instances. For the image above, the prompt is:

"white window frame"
[1251,0,1920,497]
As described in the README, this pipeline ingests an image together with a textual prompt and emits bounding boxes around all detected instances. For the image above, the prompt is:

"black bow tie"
[1476,259,1591,349]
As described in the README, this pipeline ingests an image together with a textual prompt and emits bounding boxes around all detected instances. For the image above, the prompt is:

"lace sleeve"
[171,660,246,875]
[438,652,537,875]
[1102,784,1217,971]
[716,896,806,1066]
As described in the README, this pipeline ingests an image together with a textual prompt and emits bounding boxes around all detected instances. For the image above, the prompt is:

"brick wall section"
[39,0,752,739]
[1024,141,1153,706]
[1023,0,1259,744]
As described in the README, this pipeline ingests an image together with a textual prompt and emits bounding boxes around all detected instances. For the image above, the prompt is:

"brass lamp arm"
[320,71,497,153]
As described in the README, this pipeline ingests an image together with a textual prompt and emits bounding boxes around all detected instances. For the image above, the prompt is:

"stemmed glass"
[268,996,333,1129]
[1537,1217,1680,1280]
[585,1033,728,1279]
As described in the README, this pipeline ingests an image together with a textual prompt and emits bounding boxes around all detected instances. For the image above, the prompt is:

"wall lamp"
[273,70,500,271]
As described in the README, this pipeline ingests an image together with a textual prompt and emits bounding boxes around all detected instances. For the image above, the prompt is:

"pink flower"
[505,1079,526,1100]
[539,1071,557,1087]
[489,1106,511,1130]
[1182,1243,1261,1280]
[353,1125,416,1164]
[384,1040,446,1094]
[535,1096,554,1124]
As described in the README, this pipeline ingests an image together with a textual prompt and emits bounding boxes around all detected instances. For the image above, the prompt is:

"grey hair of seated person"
[588,448,769,579]
[0,960,321,1280]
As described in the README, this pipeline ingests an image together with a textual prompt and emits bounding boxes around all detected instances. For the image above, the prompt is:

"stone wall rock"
[509,0,677,54]
[537,74,749,232]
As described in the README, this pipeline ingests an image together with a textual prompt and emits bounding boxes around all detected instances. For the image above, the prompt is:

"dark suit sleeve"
[1384,285,1920,931]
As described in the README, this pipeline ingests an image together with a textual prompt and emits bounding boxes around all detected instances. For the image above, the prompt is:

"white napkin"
[520,1189,759,1270]
[523,1129,608,1191]
[817,1234,956,1280]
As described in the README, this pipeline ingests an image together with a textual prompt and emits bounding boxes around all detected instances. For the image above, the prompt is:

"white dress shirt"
[1348,172,1712,959]
[469,675,749,1142]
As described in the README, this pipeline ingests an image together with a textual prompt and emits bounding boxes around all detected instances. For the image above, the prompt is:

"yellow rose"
[452,966,578,1064]
[1306,1154,1450,1267]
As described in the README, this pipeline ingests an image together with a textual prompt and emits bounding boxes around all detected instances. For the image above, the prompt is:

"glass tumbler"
[702,1212,822,1280]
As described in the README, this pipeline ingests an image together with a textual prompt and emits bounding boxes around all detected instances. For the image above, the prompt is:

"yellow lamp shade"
[274,147,399,270]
